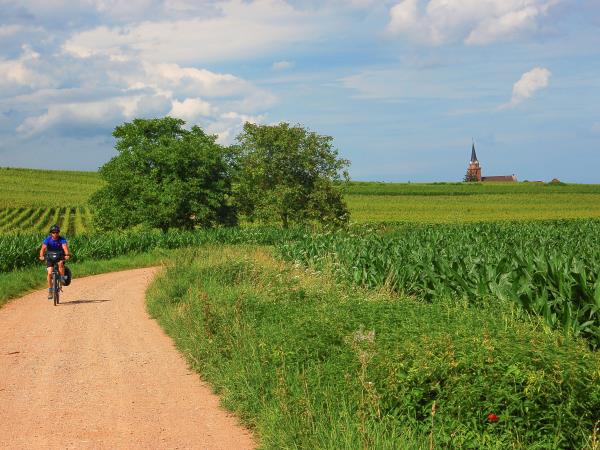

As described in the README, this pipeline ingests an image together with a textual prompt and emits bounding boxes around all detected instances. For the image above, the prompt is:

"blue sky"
[0,0,599,182]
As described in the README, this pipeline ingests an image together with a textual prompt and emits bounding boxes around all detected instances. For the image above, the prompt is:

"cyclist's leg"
[58,260,65,278]
[46,265,53,298]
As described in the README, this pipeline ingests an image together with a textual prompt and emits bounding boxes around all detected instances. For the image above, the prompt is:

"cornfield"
[278,220,600,347]
[0,226,306,274]
[0,207,93,235]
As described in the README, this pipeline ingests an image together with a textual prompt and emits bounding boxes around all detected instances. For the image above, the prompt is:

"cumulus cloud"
[168,98,216,123]
[387,0,560,45]
[206,111,264,144]
[63,0,317,64]
[501,67,551,109]
[0,45,55,90]
[10,53,274,143]
[16,98,132,137]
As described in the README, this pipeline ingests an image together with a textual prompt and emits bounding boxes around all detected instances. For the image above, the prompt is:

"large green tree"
[233,122,350,227]
[90,117,236,232]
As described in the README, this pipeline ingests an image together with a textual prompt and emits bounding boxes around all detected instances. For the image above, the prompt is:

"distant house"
[465,143,517,182]
[481,175,517,182]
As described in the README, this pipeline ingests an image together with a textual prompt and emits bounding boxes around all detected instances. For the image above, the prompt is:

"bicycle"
[45,251,71,306]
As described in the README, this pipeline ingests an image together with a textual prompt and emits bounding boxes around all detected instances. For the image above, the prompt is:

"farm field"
[279,220,600,348]
[2,166,600,448]
[0,168,99,234]
[346,193,600,222]
[346,181,600,222]
[0,167,102,208]
[148,246,600,449]
[3,167,600,232]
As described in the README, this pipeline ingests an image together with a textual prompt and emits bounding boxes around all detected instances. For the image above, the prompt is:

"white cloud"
[12,54,275,143]
[273,60,294,70]
[501,66,551,109]
[0,45,55,90]
[63,0,317,64]
[206,111,264,144]
[148,63,253,97]
[387,0,560,45]
[168,97,215,123]
[16,99,131,136]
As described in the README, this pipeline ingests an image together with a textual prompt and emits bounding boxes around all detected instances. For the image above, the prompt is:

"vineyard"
[0,167,102,208]
[0,206,94,235]
[0,167,99,235]
[4,167,600,231]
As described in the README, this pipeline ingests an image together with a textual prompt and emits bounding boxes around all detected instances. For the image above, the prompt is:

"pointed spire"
[470,141,478,162]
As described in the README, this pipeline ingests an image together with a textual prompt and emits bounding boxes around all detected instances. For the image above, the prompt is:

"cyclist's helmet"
[49,224,60,233]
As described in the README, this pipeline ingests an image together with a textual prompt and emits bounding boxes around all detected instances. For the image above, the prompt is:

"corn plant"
[277,220,600,347]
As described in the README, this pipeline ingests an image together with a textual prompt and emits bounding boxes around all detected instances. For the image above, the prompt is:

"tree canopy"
[233,122,350,227]
[90,117,236,232]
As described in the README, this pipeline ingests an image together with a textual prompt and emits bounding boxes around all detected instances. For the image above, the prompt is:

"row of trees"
[90,117,350,231]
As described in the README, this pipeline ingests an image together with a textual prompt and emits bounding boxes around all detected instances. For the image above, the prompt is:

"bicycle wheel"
[53,270,60,306]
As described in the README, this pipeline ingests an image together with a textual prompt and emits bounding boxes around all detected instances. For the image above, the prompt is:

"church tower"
[466,142,482,181]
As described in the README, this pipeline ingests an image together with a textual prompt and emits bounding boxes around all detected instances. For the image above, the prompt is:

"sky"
[0,0,599,183]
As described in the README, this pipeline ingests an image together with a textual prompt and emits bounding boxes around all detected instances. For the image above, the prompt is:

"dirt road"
[0,268,256,449]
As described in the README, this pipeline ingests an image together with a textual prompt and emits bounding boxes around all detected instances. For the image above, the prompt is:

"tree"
[90,117,236,232]
[233,122,350,227]
[464,170,478,182]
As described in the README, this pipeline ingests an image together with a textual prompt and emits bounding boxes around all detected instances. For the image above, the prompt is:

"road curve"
[0,267,256,449]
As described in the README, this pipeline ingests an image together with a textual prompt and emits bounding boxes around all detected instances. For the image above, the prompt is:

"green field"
[0,168,99,234]
[2,166,600,448]
[3,167,600,231]
[0,167,102,208]
[346,181,600,222]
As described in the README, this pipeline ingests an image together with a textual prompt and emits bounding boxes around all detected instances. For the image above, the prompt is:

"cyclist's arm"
[39,243,47,261]
[62,243,70,259]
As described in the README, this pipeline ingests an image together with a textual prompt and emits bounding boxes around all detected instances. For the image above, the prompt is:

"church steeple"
[466,141,482,181]
[470,141,478,163]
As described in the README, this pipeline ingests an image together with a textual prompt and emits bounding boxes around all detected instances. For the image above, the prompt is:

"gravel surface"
[0,267,256,449]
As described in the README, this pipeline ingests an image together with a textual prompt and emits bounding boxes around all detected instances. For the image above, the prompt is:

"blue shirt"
[43,235,68,252]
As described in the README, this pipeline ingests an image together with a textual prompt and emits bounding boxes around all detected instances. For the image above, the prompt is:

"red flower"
[487,413,499,422]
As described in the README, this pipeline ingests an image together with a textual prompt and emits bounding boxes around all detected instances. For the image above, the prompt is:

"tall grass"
[147,246,600,449]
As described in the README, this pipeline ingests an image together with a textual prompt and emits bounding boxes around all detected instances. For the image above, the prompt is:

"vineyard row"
[0,207,93,235]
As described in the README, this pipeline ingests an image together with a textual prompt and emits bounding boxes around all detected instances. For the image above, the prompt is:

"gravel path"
[0,267,256,449]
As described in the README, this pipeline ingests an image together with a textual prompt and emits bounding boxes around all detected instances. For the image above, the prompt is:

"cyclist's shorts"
[45,251,65,267]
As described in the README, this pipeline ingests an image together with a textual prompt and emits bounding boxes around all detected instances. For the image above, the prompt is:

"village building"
[466,143,516,182]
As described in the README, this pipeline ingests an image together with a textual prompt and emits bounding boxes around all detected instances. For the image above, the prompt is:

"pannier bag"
[63,266,72,286]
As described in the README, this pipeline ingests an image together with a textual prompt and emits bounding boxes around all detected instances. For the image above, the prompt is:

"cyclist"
[38,224,70,299]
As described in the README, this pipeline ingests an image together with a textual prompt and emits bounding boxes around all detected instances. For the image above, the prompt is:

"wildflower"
[487,413,499,422]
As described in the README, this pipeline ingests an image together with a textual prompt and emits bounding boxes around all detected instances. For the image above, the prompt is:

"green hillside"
[0,167,102,208]
[3,167,600,230]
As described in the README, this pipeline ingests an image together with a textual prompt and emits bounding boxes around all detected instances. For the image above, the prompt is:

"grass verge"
[0,248,173,309]
[146,245,600,449]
